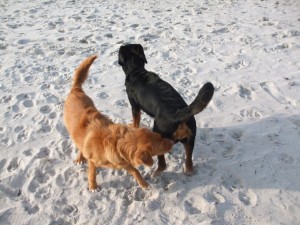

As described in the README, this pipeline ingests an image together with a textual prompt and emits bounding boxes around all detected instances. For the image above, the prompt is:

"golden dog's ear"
[140,151,154,167]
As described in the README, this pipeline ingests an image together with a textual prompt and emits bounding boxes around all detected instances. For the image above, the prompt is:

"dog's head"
[134,128,174,167]
[118,127,173,167]
[118,44,147,74]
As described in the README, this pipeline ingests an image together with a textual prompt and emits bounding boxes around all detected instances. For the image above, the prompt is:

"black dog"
[118,44,214,176]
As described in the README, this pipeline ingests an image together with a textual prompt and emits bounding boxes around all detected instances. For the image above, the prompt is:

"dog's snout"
[164,139,174,150]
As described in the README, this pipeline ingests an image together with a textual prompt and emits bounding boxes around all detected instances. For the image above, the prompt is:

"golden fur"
[63,55,173,190]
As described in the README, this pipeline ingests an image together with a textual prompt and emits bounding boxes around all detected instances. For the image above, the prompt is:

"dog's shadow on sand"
[147,114,300,194]
[64,114,299,198]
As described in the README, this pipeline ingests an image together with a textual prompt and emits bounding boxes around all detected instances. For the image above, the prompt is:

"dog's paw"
[89,186,100,193]
[151,165,167,178]
[74,159,86,165]
[183,166,196,176]
[151,169,163,178]
[138,180,150,189]
[141,182,150,189]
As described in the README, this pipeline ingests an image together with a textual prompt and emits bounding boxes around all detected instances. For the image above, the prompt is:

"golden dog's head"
[118,127,174,167]
[133,128,174,167]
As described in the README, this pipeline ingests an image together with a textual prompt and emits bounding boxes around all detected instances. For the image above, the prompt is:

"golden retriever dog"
[63,55,174,191]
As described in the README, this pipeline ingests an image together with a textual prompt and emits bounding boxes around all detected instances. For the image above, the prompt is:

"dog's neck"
[125,68,147,78]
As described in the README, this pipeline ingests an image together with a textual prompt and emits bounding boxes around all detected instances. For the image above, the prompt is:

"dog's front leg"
[132,109,141,128]
[151,155,167,177]
[124,165,149,189]
[128,98,141,128]
[88,160,97,191]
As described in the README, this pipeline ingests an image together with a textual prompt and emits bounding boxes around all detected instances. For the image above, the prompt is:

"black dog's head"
[118,44,147,75]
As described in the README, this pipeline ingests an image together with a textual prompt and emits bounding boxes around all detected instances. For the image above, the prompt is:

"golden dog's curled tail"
[72,55,98,89]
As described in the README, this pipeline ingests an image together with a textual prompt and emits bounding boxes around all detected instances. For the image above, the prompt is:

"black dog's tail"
[175,82,215,121]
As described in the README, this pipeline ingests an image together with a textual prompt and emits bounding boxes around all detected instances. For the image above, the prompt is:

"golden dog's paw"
[74,158,86,165]
[89,186,100,192]
[138,180,150,189]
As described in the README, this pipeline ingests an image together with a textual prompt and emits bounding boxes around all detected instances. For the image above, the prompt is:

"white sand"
[0,0,300,224]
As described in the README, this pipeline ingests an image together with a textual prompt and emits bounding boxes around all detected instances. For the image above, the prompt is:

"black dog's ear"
[134,44,147,64]
[118,46,126,66]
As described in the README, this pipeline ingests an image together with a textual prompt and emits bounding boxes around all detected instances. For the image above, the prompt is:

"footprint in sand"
[221,174,243,192]
[260,81,296,106]
[37,119,52,135]
[97,92,109,99]
[171,69,181,80]
[0,158,8,172]
[196,158,217,178]
[204,191,226,205]
[215,129,243,160]
[21,199,39,215]
[39,105,52,114]
[240,108,263,119]
[0,95,12,103]
[229,129,243,141]
[44,92,60,104]
[184,200,201,214]
[55,167,80,188]
[226,58,251,70]
[114,99,128,108]
[238,85,255,100]
[238,189,257,206]
[277,153,294,165]
[179,76,192,87]
[14,125,30,142]
[27,159,55,201]
[221,141,237,159]
[289,117,300,127]
[36,147,50,159]
[23,148,33,157]
[0,137,12,148]
[53,203,78,218]
[7,157,21,172]
[23,99,35,108]
[0,126,6,134]
[51,139,73,160]
[24,76,35,83]
[13,93,36,111]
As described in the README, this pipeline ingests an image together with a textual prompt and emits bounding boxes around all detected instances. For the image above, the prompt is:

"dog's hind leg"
[183,117,196,175]
[88,160,97,191]
[151,122,168,177]
[74,151,86,165]
[132,109,141,128]
[183,141,195,175]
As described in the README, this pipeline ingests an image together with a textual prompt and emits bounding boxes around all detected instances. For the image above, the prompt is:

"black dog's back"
[126,71,188,118]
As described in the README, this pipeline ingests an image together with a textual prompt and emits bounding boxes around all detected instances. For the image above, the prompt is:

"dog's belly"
[93,160,127,169]
[140,106,155,117]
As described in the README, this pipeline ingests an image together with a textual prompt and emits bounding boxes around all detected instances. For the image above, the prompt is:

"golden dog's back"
[64,55,103,151]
